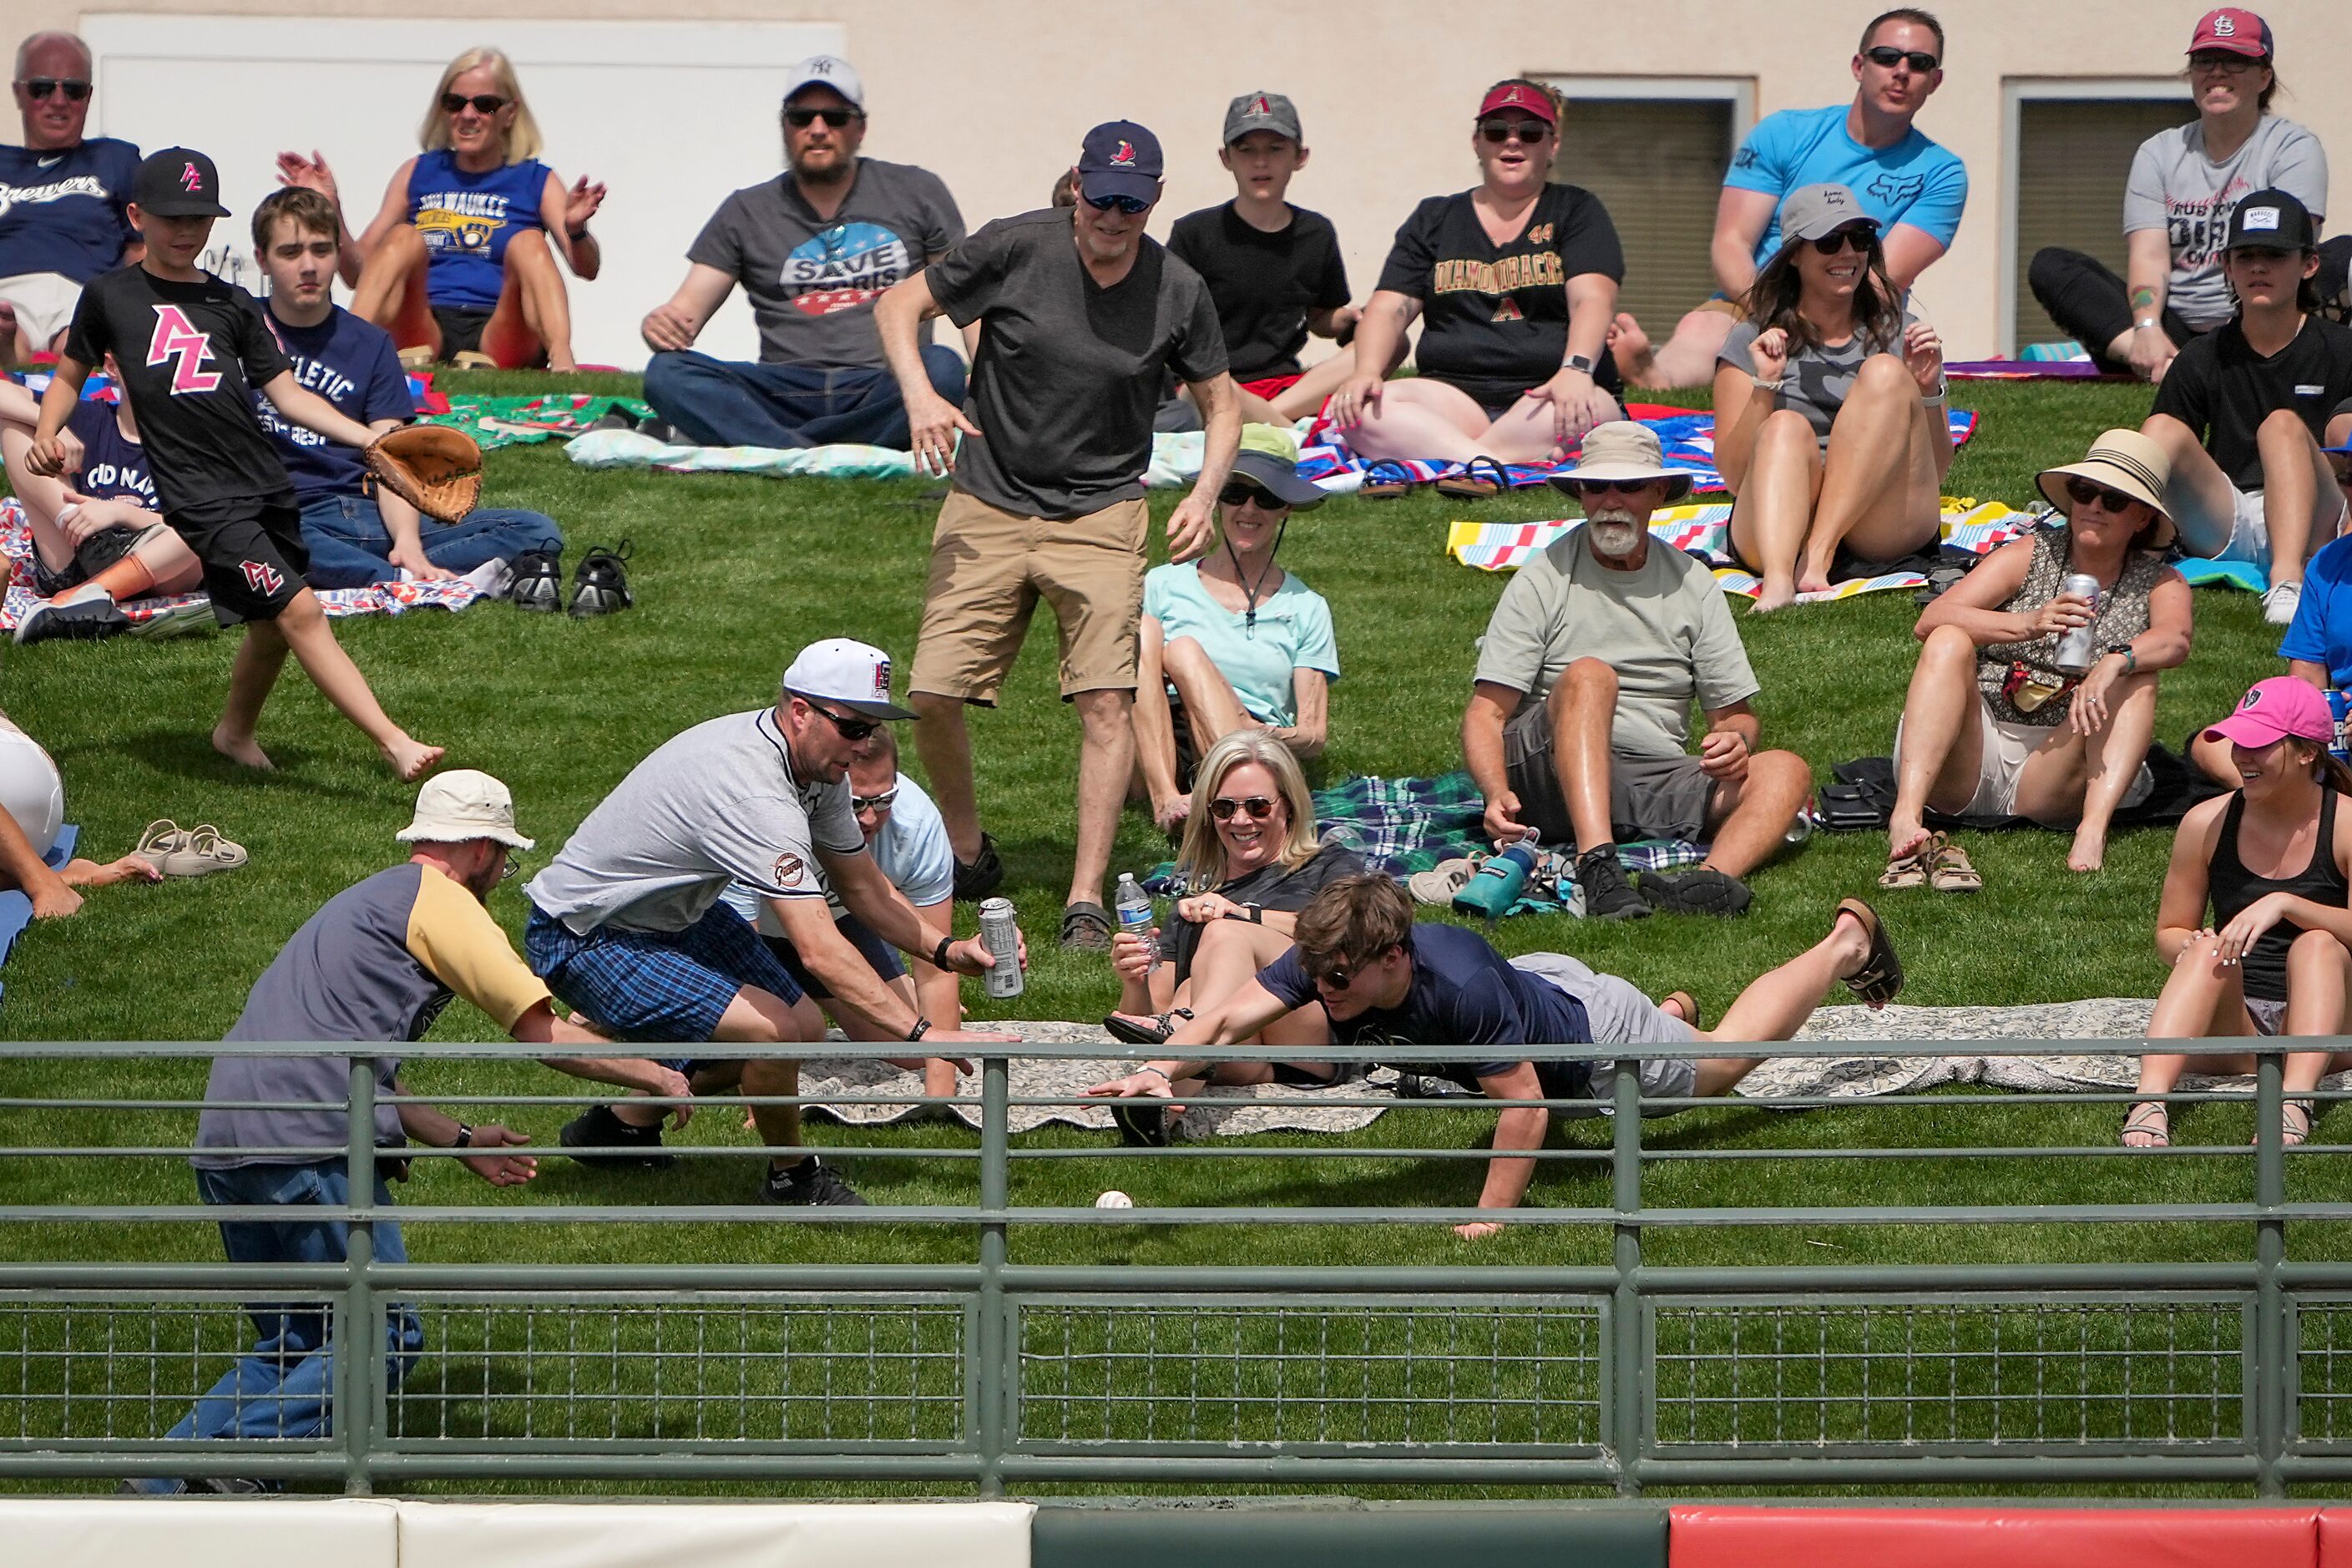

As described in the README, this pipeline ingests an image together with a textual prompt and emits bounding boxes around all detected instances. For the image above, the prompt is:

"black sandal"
[1103,1009,1192,1046]
[1360,459,1418,499]
[1434,454,1511,498]
[1834,897,1904,1009]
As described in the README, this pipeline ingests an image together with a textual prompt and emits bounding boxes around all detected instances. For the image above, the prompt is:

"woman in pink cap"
[2128,675,2352,1147]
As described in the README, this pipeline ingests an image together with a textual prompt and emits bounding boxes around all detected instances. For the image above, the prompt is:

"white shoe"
[2264,580,2304,625]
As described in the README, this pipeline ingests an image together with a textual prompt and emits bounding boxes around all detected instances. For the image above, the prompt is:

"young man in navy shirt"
[0,31,139,360]
[1091,873,1901,1237]
[251,187,559,589]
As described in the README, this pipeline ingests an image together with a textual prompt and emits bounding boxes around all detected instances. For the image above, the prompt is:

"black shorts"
[169,496,307,625]
[31,522,140,598]
[432,305,493,359]
[1502,701,1717,847]
[759,911,906,1003]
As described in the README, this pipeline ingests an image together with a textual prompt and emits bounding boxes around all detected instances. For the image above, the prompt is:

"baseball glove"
[363,424,483,524]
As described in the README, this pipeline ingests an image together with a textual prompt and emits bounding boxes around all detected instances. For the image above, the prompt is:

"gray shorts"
[1509,951,1700,1114]
[1502,701,1716,847]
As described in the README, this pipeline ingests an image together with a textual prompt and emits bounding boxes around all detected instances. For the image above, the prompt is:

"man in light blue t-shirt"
[1609,7,1966,387]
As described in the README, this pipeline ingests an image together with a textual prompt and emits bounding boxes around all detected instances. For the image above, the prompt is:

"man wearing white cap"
[636,55,970,450]
[524,637,1017,1206]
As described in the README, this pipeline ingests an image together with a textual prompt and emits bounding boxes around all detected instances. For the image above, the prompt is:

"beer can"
[977,897,1023,999]
[2053,571,2103,675]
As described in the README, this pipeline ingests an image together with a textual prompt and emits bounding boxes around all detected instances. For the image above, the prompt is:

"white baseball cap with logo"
[783,637,916,721]
[397,769,536,851]
[781,54,864,112]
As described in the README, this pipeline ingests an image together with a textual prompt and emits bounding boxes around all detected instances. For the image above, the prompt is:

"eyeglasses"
[18,78,91,101]
[442,93,508,115]
[851,787,900,813]
[1083,190,1153,215]
[1209,795,1278,822]
[802,701,882,742]
[785,106,860,129]
[1478,118,1551,144]
[500,854,518,881]
[1811,226,1876,256]
[2189,52,2263,73]
[2065,477,2140,514]
[1567,477,1652,498]
[1864,46,1940,72]
[1218,480,1290,510]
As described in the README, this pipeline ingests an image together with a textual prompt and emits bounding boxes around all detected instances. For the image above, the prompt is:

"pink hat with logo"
[2203,677,2333,749]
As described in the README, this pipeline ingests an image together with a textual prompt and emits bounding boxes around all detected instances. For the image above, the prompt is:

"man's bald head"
[14,32,94,151]
[14,32,90,79]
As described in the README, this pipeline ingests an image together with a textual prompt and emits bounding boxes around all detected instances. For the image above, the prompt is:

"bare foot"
[2067,827,2107,873]
[63,853,164,889]
[1886,827,1933,865]
[211,724,275,771]
[28,881,83,919]
[1750,579,1798,614]
[1794,569,1834,597]
[1606,312,1658,386]
[382,736,445,781]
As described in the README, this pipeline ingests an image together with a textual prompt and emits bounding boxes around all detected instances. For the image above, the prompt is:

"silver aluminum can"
[2053,571,2104,675]
[978,898,1023,999]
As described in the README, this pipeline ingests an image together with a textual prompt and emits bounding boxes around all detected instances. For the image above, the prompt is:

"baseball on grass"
[1095,1190,1135,1209]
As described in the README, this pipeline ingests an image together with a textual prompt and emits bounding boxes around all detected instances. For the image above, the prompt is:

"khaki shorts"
[1895,693,2154,822]
[0,272,81,347]
[909,490,1149,704]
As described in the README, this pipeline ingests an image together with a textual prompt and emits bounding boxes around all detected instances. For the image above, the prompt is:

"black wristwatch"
[453,1123,474,1150]
[932,935,953,970]
[907,1017,932,1043]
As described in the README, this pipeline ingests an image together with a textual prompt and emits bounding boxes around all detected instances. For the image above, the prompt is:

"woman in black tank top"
[2128,678,2352,1148]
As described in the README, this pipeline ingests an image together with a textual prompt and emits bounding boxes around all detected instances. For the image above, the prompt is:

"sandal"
[1877,831,1932,891]
[1434,454,1511,499]
[2122,1100,2171,1149]
[154,823,248,878]
[1103,1009,1193,1047]
[1833,897,1904,1009]
[1060,901,1114,952]
[1661,990,1704,1030]
[2284,1100,2314,1149]
[1929,837,1982,893]
[1359,459,1418,499]
[132,819,189,872]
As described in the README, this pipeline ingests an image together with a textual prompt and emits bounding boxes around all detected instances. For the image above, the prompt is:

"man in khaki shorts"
[875,119,1238,948]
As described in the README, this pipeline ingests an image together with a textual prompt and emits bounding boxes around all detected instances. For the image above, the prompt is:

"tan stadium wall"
[18,0,2352,362]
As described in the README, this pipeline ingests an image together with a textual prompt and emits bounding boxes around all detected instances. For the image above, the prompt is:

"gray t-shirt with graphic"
[686,158,965,368]
[2124,115,2328,331]
[1720,311,1917,446]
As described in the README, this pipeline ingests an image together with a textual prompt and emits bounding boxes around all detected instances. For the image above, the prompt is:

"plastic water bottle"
[1114,873,1158,969]
[1453,834,1541,920]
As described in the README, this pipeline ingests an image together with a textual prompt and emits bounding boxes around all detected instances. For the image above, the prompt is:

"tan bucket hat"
[2036,428,2176,550]
[1545,420,1700,504]
[397,769,536,851]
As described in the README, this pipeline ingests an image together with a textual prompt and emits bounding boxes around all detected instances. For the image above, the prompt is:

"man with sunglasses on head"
[524,638,1017,1205]
[1459,422,1815,920]
[1,32,139,362]
[637,55,969,451]
[874,119,1238,952]
[1609,8,1965,389]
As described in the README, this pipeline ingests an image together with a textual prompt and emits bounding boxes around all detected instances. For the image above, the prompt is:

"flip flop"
[1434,454,1511,498]
[1929,837,1982,893]
[1833,897,1904,1009]
[2122,1100,2171,1149]
[1660,990,1704,1030]
[1877,831,1932,890]
[1359,459,1418,499]
[1103,1009,1193,1047]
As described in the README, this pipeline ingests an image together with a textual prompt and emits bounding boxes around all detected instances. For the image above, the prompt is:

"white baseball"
[1095,1190,1134,1209]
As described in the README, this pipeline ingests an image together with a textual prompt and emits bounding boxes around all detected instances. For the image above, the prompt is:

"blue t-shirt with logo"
[65,396,155,507]
[405,150,551,311]
[1725,104,1969,269]
[0,137,140,283]
[252,305,412,503]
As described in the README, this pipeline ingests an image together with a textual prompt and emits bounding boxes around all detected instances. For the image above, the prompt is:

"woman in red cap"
[2127,675,2352,1147]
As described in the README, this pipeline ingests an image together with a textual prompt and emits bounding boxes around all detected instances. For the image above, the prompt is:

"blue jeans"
[642,342,966,450]
[125,1161,421,1490]
[296,493,563,591]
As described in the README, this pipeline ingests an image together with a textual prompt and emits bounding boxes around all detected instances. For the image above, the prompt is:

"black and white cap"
[2223,188,2317,252]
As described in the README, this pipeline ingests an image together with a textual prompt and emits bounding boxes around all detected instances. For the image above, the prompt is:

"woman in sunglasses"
[1330,79,1625,488]
[1133,427,1336,832]
[1712,182,1950,613]
[281,48,605,371]
[1881,430,2191,889]
[1100,731,1363,1141]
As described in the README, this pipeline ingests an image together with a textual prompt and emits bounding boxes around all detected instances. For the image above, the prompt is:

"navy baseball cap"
[1077,121,1162,205]
[133,148,230,219]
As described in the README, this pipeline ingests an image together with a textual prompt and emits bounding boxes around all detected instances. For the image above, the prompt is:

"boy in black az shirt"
[28,149,443,780]
[2145,188,2352,628]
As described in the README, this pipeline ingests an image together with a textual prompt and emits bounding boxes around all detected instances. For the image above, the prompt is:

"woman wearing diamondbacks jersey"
[27,147,443,781]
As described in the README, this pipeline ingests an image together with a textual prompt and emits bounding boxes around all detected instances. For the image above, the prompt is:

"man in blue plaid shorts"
[523,638,1019,1206]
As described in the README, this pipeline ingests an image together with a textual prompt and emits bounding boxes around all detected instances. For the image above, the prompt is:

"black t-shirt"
[2149,315,2352,490]
[1256,922,1592,1093]
[927,208,1227,520]
[63,265,292,515]
[1373,183,1625,410]
[1167,846,1365,985]
[1166,202,1350,382]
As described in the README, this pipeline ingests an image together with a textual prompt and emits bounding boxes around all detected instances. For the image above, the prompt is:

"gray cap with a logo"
[1223,91,1302,145]
[1776,182,1879,245]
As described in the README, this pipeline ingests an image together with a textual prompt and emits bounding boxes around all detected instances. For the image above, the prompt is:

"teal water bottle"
[1453,834,1540,920]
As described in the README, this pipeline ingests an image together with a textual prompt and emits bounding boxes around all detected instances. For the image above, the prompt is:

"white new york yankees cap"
[781,55,864,112]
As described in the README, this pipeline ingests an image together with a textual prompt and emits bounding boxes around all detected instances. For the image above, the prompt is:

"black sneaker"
[568,541,633,617]
[759,1156,868,1206]
[1576,845,1651,921]
[13,597,130,645]
[636,418,688,445]
[508,539,564,613]
[558,1104,675,1169]
[952,832,1004,901]
[585,408,636,433]
[1637,866,1754,918]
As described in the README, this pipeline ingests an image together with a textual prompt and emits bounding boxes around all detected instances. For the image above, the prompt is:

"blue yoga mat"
[0,823,77,1002]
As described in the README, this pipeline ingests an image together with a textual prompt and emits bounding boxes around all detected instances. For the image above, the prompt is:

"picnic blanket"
[0,823,73,1002]
[566,420,1222,489]
[0,498,503,633]
[425,392,653,450]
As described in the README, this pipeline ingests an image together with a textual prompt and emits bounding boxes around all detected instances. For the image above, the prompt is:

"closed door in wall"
[1553,97,1737,357]
[2013,97,2198,353]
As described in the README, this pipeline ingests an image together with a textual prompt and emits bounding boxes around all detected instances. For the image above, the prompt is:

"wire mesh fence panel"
[0,1291,341,1448]
[2292,1295,2352,1449]
[1014,1296,1606,1452]
[1649,1294,2248,1453]
[383,1293,969,1449]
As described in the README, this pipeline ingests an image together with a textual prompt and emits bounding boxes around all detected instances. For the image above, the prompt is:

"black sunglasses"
[851,787,899,813]
[1219,480,1290,510]
[785,106,860,129]
[1478,118,1551,144]
[2065,477,2139,514]
[1864,46,1940,72]
[1811,225,1877,256]
[19,77,91,101]
[1309,963,1356,992]
[1083,190,1152,215]
[442,93,508,115]
[802,701,881,742]
[1209,795,1278,822]
[1567,477,1653,497]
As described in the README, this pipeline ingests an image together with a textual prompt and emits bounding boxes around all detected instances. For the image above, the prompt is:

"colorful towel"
[0,824,74,1000]
[566,423,1223,489]
[14,368,446,415]
[426,393,654,450]
[1946,358,2117,381]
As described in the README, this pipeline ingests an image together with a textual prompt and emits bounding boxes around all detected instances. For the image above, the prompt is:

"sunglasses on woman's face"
[1084,191,1153,215]
[18,78,91,101]
[442,93,508,115]
[785,107,859,129]
[1810,226,1875,256]
[2065,477,2138,514]
[1477,118,1551,145]
[1209,795,1278,822]
[1864,45,1940,72]
[1218,480,1290,510]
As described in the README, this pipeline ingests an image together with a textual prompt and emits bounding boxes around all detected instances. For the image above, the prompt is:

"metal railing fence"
[0,1035,2348,1497]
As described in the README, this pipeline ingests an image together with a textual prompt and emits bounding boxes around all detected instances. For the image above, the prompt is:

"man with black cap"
[873,119,1239,951]
[523,636,1018,1205]
[2143,187,2352,625]
[637,53,970,450]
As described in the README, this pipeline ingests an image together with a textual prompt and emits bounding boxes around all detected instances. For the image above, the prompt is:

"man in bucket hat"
[1460,420,1815,919]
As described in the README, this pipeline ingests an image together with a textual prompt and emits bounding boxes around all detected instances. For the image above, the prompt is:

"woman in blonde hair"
[277,47,606,369]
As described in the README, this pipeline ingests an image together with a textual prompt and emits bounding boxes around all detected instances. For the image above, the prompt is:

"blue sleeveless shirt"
[405,149,551,311]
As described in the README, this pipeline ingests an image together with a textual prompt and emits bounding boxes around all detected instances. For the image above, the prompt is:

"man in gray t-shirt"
[636,55,969,450]
[872,119,1241,953]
